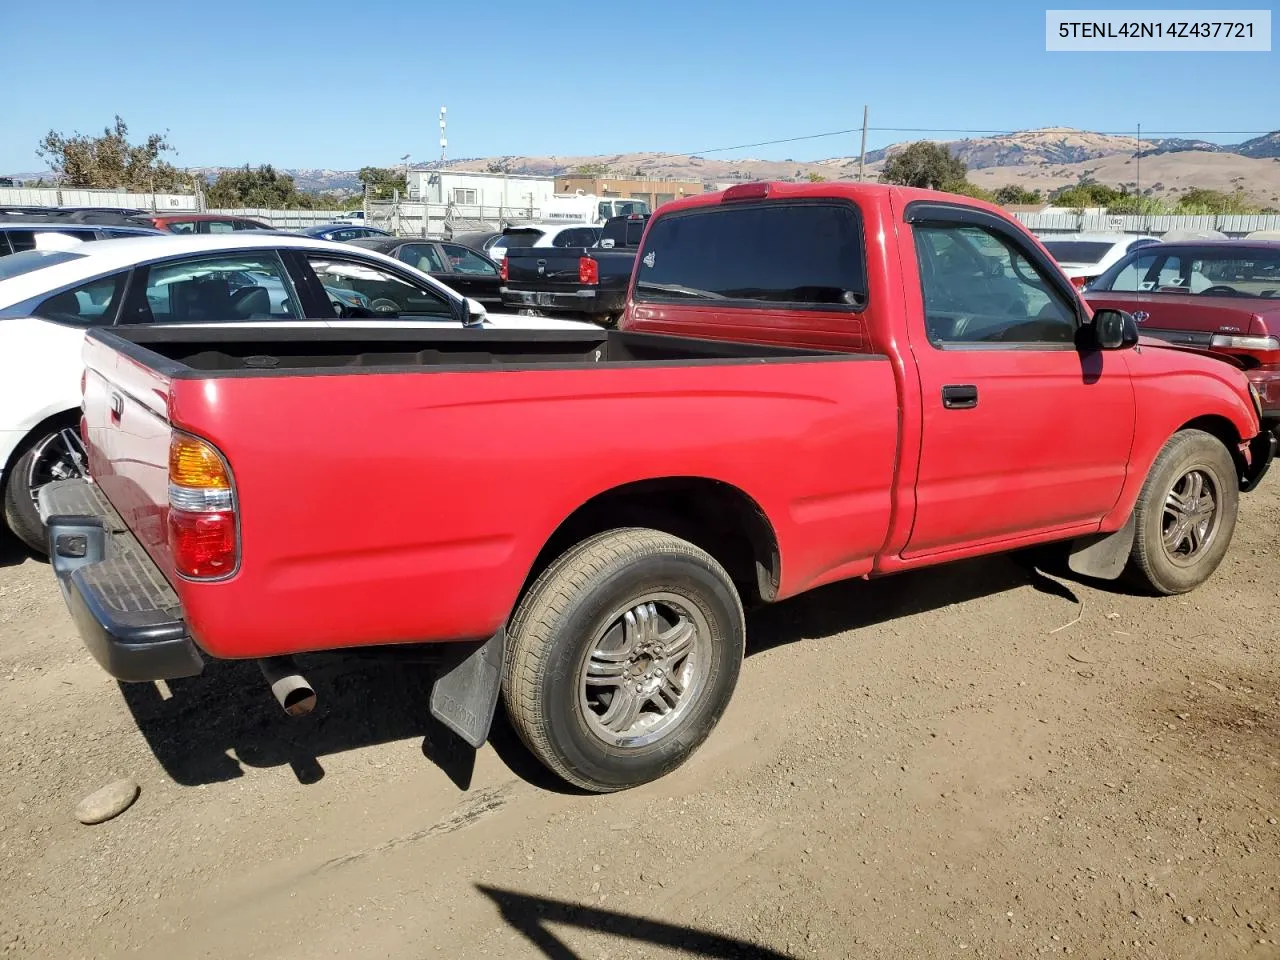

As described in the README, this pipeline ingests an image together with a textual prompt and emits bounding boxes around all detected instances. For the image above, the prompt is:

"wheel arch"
[521,476,782,608]
[1,407,80,493]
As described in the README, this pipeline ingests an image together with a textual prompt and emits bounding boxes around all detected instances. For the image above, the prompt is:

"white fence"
[0,187,198,211]
[1017,212,1280,238]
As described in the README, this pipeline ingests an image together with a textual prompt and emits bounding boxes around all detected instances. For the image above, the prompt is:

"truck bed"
[81,325,901,661]
[100,325,827,374]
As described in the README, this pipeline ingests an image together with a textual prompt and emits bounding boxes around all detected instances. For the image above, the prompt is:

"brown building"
[554,176,706,211]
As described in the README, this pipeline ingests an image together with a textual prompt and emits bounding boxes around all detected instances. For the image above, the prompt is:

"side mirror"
[462,297,486,327]
[1092,308,1139,350]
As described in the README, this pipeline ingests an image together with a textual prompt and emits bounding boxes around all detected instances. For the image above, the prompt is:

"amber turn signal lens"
[169,435,230,489]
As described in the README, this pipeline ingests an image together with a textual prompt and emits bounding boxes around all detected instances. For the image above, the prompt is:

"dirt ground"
[1,481,1277,960]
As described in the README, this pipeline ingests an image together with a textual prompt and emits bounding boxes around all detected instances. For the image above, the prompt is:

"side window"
[397,243,446,273]
[166,221,197,234]
[141,254,299,323]
[441,243,497,275]
[34,273,128,326]
[912,224,1076,346]
[304,255,454,319]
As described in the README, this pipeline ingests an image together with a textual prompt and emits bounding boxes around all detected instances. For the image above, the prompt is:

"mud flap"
[429,629,505,749]
[1067,514,1135,581]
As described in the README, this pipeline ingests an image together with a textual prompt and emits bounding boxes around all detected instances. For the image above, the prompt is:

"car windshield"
[1041,241,1115,264]
[0,248,85,280]
[1092,245,1280,297]
[499,230,543,249]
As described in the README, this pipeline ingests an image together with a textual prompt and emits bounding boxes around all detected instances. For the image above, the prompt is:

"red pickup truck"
[39,182,1274,793]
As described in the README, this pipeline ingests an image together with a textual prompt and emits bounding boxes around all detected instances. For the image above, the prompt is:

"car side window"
[34,273,128,327]
[397,243,446,273]
[441,243,496,275]
[138,254,300,323]
[304,255,454,319]
[913,224,1076,346]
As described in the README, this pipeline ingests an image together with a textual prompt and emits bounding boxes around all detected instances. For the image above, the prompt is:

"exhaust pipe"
[257,656,316,717]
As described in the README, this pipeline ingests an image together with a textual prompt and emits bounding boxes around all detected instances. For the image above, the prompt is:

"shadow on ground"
[119,551,1078,791]
[0,530,36,568]
[477,885,794,959]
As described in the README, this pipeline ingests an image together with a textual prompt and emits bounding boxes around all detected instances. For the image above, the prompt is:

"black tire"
[1127,429,1239,595]
[502,528,745,793]
[3,442,49,555]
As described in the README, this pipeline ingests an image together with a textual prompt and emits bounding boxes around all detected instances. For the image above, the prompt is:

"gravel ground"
[0,478,1277,960]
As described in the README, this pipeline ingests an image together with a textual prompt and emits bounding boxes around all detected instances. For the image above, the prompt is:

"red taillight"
[579,256,599,285]
[499,258,508,282]
[722,182,771,202]
[167,433,237,579]
[168,511,237,579]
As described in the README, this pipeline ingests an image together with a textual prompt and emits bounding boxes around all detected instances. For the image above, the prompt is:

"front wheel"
[3,424,87,554]
[502,528,745,792]
[1127,429,1239,595]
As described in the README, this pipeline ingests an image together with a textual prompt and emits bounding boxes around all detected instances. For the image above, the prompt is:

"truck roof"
[659,180,1009,220]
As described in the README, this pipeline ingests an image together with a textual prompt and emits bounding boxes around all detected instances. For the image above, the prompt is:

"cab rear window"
[635,202,866,308]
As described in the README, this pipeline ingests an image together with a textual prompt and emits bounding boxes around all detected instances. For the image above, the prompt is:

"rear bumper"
[37,479,203,682]
[501,287,625,315]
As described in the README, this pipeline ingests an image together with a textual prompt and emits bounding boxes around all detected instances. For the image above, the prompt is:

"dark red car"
[130,213,270,234]
[1085,239,1280,431]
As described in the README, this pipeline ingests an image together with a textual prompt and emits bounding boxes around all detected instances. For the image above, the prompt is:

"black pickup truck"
[501,214,649,325]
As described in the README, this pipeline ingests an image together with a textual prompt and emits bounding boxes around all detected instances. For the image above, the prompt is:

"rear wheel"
[3,423,87,555]
[1127,429,1238,595]
[502,528,745,793]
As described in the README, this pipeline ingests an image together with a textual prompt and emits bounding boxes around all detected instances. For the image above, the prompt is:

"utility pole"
[857,105,869,182]
[1135,122,1141,200]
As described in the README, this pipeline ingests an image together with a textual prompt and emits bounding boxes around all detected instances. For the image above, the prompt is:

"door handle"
[941,384,978,409]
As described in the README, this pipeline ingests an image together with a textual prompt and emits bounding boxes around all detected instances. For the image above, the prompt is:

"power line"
[646,125,1272,161]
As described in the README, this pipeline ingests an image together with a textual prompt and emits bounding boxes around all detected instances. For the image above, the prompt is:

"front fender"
[1102,350,1262,529]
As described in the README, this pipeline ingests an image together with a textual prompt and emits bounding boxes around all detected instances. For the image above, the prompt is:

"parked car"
[38,182,1272,796]
[0,218,163,256]
[1085,238,1280,432]
[1039,233,1160,289]
[486,223,602,264]
[502,214,650,324]
[347,237,504,308]
[0,234,595,552]
[296,224,393,242]
[450,229,504,259]
[130,213,270,234]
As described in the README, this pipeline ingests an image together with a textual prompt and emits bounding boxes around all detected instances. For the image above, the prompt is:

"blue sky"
[1,0,1274,173]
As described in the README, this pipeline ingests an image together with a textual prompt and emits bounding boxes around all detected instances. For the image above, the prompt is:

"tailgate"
[505,249,589,289]
[82,332,176,577]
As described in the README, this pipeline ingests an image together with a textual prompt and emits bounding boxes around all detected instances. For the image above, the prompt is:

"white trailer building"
[407,169,556,214]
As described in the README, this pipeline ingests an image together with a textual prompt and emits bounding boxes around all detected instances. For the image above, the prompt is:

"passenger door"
[439,243,502,305]
[295,251,461,327]
[117,252,312,327]
[902,211,1137,558]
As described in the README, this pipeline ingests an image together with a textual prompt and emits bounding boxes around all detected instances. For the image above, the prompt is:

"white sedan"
[1039,233,1160,289]
[0,232,596,552]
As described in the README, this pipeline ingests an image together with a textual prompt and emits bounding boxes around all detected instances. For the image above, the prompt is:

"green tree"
[938,179,995,202]
[878,142,966,190]
[204,164,303,208]
[358,166,408,200]
[37,115,188,191]
[993,185,1042,205]
[1174,187,1259,215]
